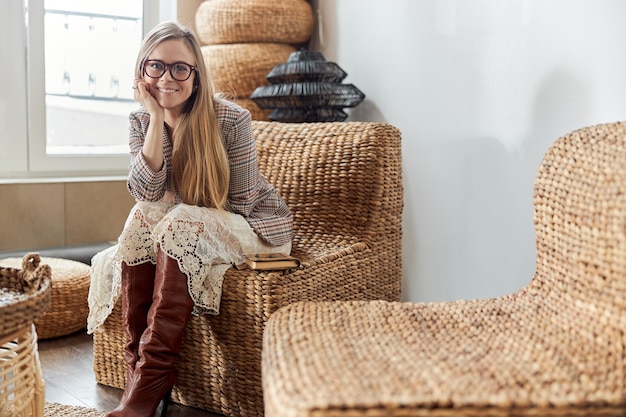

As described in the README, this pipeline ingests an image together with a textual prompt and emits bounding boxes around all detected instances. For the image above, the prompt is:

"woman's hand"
[133,78,166,172]
[133,79,164,121]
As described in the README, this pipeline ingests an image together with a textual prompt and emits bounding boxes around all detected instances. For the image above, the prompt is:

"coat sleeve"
[221,104,294,246]
[126,110,168,202]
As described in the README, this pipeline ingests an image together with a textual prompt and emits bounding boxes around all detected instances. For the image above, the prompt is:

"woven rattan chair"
[92,121,403,417]
[262,121,626,417]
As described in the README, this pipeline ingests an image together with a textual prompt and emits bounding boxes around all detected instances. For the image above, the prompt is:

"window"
[0,0,175,179]
[44,0,142,156]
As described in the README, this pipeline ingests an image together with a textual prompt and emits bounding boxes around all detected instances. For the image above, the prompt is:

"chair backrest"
[252,121,403,253]
[532,121,626,318]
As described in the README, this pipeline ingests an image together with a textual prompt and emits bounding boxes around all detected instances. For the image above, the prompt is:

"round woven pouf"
[0,256,90,339]
[201,43,295,98]
[234,97,272,120]
[195,0,314,45]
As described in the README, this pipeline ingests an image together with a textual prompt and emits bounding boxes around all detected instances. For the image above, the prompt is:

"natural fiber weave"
[0,326,45,417]
[0,253,51,340]
[0,257,90,339]
[201,43,295,98]
[44,402,104,417]
[93,121,404,417]
[195,0,314,46]
[235,97,272,121]
[262,121,626,417]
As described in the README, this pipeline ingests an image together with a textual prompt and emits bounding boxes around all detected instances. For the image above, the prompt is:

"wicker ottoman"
[0,256,90,339]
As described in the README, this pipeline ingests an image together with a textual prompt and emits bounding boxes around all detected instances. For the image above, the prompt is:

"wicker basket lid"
[0,253,51,339]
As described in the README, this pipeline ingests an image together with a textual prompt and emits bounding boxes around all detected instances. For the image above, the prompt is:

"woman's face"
[143,39,197,116]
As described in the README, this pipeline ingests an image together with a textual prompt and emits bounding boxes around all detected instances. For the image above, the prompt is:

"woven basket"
[0,253,51,340]
[0,257,90,339]
[1,325,46,417]
[201,43,295,98]
[195,0,314,46]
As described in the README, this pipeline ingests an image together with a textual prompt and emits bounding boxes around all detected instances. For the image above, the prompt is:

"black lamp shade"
[250,50,365,122]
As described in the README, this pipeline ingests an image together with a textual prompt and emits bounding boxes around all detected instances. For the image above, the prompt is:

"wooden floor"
[38,330,221,417]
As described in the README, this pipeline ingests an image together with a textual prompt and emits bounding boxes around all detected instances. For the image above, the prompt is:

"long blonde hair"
[135,22,229,209]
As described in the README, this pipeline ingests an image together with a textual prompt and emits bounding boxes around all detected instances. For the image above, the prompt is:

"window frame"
[0,0,176,181]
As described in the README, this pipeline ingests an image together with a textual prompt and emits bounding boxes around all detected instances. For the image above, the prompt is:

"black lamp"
[250,50,365,122]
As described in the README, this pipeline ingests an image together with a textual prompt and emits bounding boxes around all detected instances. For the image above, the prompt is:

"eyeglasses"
[142,59,196,81]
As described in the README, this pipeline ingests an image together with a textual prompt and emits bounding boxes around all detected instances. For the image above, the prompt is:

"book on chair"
[242,253,301,271]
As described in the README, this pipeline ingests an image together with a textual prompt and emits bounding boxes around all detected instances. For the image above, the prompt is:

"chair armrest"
[223,239,400,322]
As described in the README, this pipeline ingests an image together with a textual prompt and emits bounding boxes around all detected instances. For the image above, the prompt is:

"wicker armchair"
[92,121,403,417]
[262,121,626,417]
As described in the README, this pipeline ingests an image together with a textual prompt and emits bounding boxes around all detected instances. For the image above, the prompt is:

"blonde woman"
[94,21,293,417]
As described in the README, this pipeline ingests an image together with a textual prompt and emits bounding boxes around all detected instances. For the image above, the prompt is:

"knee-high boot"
[120,261,155,382]
[107,250,194,417]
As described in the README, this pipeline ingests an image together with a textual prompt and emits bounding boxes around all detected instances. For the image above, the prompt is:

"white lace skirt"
[87,202,291,333]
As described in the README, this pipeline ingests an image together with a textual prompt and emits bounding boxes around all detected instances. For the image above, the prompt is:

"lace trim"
[87,244,122,333]
[87,202,290,333]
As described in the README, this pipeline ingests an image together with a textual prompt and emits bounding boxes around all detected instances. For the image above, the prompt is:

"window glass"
[44,0,143,155]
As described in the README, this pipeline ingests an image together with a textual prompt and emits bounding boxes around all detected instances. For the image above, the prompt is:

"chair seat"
[263,300,626,417]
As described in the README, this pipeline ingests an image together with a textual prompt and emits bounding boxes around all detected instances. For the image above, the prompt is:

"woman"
[94,21,293,417]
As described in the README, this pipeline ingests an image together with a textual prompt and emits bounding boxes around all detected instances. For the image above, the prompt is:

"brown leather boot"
[120,262,155,382]
[107,249,194,417]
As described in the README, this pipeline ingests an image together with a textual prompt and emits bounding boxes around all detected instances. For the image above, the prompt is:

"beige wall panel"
[0,183,65,251]
[65,181,134,245]
[178,0,205,33]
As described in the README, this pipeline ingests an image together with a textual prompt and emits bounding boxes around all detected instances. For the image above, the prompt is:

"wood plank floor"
[38,330,221,417]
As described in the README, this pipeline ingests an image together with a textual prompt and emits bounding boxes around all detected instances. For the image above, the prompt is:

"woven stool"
[201,43,295,98]
[0,257,90,339]
[195,0,313,45]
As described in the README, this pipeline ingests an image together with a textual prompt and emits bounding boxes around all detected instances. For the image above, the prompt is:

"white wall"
[312,0,626,303]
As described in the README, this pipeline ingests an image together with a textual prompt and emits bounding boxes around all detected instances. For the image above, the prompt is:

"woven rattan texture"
[44,402,104,417]
[0,257,90,339]
[0,326,45,417]
[92,121,403,417]
[195,0,314,45]
[0,254,51,340]
[235,98,272,121]
[201,43,295,98]
[262,121,626,417]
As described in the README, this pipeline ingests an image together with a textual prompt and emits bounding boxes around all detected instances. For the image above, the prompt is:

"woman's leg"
[120,262,155,382]
[107,248,194,417]
[107,201,176,417]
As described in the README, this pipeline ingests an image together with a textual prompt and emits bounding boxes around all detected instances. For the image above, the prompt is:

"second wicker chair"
[262,121,626,417]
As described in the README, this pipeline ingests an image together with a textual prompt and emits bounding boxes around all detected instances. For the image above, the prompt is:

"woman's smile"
[156,86,179,94]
